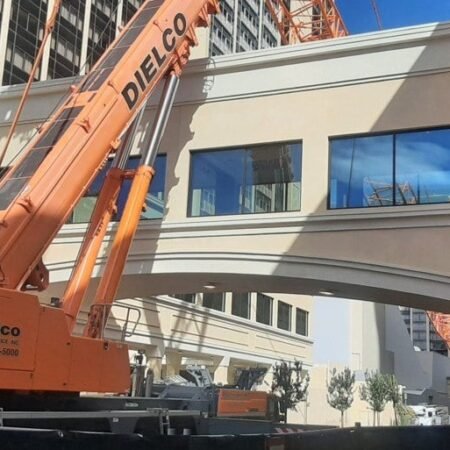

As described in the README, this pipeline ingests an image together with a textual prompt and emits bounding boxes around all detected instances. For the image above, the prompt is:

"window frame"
[277,300,292,332]
[328,124,450,210]
[231,292,251,319]
[256,293,273,326]
[202,292,225,312]
[188,140,303,218]
[295,308,309,336]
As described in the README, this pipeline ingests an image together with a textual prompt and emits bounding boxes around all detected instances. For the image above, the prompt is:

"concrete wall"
[0,23,448,310]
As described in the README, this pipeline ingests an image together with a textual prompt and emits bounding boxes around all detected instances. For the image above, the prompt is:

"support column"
[224,292,232,315]
[250,293,257,321]
[258,0,264,49]
[272,297,278,328]
[79,0,92,75]
[116,0,124,35]
[40,0,55,81]
[165,352,182,377]
[232,0,239,53]
[214,356,231,385]
[146,345,164,381]
[0,0,12,86]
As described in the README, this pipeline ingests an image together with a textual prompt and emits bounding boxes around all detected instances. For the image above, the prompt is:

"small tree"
[384,374,402,426]
[271,360,309,423]
[327,367,355,427]
[359,370,388,426]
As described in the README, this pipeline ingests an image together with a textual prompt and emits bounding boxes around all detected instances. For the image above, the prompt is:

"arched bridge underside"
[47,210,450,312]
[6,22,450,312]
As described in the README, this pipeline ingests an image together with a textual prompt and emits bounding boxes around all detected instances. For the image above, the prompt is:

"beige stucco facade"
[0,22,447,311]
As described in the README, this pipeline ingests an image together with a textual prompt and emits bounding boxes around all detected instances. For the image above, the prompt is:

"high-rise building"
[209,0,280,56]
[0,0,280,87]
[0,0,145,86]
[398,306,448,355]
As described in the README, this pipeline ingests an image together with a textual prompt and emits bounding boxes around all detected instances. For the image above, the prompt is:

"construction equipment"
[0,0,348,412]
[265,0,348,45]
[0,0,220,395]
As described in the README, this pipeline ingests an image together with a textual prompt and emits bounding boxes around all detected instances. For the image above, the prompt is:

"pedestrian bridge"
[2,22,450,312]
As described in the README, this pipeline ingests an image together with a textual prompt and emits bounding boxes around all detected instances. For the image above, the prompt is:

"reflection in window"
[396,129,450,205]
[296,308,308,336]
[68,155,166,223]
[4,0,47,85]
[330,128,450,209]
[329,135,393,208]
[277,301,291,331]
[256,293,272,326]
[189,142,301,217]
[87,0,118,72]
[202,292,225,311]
[232,293,250,319]
[48,1,85,79]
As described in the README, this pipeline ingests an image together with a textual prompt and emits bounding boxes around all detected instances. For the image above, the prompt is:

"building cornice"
[2,21,450,108]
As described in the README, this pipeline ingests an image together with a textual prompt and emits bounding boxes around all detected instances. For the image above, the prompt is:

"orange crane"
[0,0,219,394]
[427,312,450,352]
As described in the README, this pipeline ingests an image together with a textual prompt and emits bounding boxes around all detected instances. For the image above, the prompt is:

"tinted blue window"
[189,142,301,217]
[396,129,450,205]
[190,149,245,216]
[330,135,393,208]
[244,143,301,213]
[330,128,450,209]
[69,155,166,223]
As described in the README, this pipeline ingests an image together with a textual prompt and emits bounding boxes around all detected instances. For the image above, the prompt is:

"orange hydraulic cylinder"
[84,165,154,338]
[62,167,123,332]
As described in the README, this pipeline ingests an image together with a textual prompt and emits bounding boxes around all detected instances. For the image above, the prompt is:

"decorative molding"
[2,21,450,116]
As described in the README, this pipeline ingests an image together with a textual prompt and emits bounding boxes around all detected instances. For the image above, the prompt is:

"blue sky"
[336,0,450,34]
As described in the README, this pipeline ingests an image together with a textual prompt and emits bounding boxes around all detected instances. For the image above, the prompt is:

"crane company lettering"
[121,12,187,110]
[0,324,21,357]
[0,325,20,337]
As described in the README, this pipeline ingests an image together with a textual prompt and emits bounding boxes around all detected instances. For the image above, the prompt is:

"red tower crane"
[264,0,348,45]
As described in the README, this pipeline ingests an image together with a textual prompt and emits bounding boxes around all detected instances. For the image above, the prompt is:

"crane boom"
[0,0,218,292]
[0,0,219,394]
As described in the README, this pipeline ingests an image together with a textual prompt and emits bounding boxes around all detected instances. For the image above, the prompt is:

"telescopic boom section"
[0,0,220,293]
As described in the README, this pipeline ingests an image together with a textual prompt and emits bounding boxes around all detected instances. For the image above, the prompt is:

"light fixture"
[318,290,335,296]
[203,283,217,290]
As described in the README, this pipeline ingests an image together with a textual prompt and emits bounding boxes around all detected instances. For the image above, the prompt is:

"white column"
[0,0,13,86]
[165,351,182,377]
[271,297,278,328]
[79,0,93,75]
[214,356,231,384]
[116,0,123,35]
[146,346,163,380]
[249,292,257,321]
[224,292,232,315]
[257,0,263,49]
[232,0,239,53]
[40,0,55,81]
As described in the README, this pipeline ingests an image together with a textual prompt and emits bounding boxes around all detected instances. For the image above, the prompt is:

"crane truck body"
[0,0,219,394]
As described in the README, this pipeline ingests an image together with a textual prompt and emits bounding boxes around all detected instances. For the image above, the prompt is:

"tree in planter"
[359,370,389,426]
[384,374,402,426]
[271,360,310,423]
[327,367,355,427]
